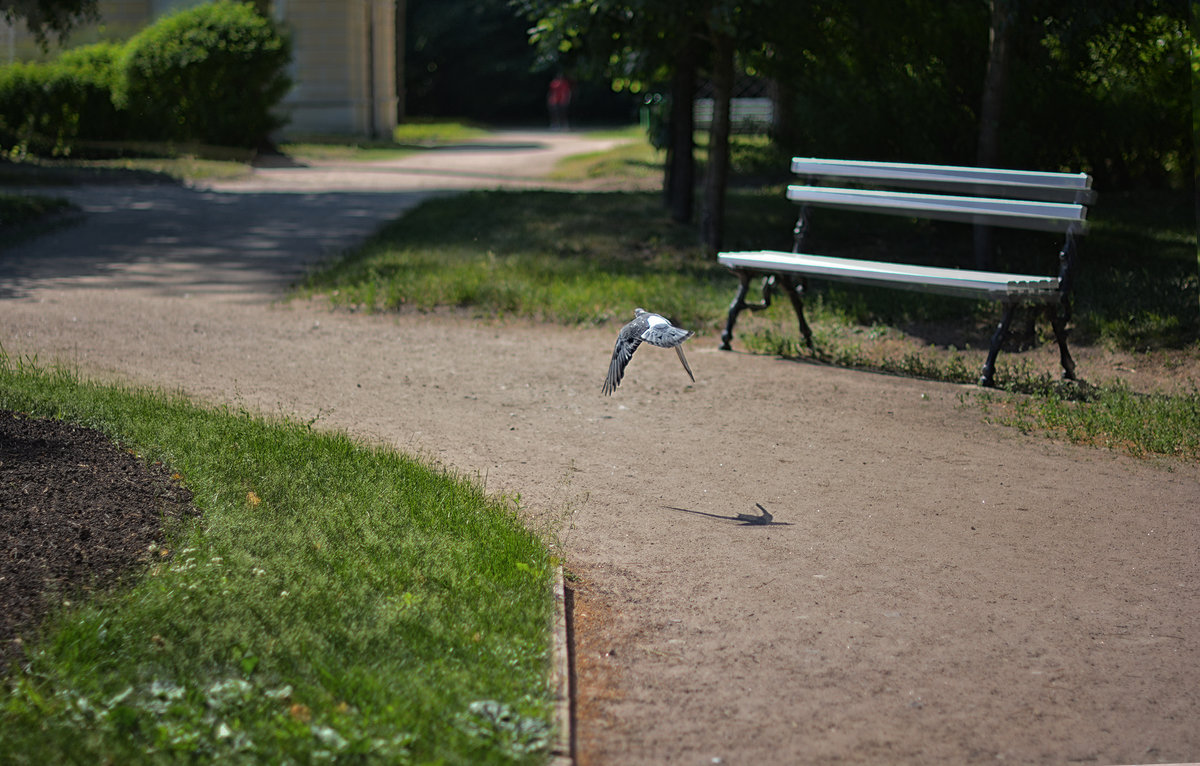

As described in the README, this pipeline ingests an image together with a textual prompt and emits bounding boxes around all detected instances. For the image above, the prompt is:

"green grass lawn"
[281,121,495,163]
[0,121,496,186]
[295,189,734,331]
[975,380,1200,460]
[0,141,259,184]
[547,141,663,183]
[0,353,557,764]
[390,120,492,146]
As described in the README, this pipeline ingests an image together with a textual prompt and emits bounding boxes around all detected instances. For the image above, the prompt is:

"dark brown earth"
[0,409,196,672]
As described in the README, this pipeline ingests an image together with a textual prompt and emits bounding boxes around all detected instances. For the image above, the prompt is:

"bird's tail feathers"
[675,345,695,382]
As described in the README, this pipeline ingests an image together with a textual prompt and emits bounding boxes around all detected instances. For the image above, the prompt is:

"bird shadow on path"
[663,503,792,526]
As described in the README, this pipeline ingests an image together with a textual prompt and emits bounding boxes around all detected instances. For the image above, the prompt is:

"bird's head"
[633,307,646,317]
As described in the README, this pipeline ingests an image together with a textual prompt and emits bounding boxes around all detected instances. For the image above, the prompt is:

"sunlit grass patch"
[75,155,253,181]
[296,189,733,330]
[0,352,556,764]
[278,142,417,163]
[548,139,662,183]
[971,381,1200,460]
[0,153,249,184]
[391,120,491,146]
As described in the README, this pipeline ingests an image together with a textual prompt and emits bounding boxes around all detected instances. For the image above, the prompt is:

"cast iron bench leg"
[778,274,814,350]
[980,301,1017,387]
[1048,299,1076,380]
[720,271,775,350]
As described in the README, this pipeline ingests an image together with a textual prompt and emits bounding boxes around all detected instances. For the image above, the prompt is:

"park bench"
[717,157,1095,387]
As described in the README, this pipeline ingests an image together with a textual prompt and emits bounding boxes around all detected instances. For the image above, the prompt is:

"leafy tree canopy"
[1,0,97,45]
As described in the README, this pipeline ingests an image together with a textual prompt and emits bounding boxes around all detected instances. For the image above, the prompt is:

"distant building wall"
[1,0,396,138]
[277,0,396,138]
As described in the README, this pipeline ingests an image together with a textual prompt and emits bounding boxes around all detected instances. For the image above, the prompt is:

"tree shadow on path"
[0,184,439,301]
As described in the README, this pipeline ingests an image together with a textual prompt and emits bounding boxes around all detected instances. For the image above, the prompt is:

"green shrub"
[0,62,45,154]
[56,42,129,142]
[0,42,126,156]
[0,62,91,156]
[117,1,291,147]
[0,2,291,154]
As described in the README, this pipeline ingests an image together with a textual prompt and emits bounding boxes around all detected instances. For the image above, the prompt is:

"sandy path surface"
[2,131,1198,765]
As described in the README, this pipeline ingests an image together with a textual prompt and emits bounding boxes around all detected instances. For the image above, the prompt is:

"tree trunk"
[664,39,698,224]
[977,0,1012,168]
[701,32,734,254]
[974,0,1014,269]
[769,77,793,145]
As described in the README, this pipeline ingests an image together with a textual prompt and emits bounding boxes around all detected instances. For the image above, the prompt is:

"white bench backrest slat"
[790,157,1095,204]
[786,185,1088,234]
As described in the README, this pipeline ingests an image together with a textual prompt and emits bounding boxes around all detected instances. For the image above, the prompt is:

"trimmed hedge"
[0,1,290,155]
[0,47,123,156]
[56,42,129,142]
[117,1,291,147]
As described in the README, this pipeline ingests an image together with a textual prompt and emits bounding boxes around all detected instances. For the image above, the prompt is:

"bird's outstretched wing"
[602,332,642,395]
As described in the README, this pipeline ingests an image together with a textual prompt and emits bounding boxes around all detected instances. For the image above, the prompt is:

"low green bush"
[0,62,45,154]
[0,59,108,156]
[57,42,130,142]
[117,1,291,147]
[0,44,125,157]
[0,2,291,155]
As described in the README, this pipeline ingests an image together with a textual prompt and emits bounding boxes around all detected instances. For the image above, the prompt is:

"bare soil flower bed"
[0,410,196,672]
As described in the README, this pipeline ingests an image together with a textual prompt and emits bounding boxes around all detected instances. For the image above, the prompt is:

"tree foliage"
[405,0,634,123]
[0,0,96,46]
[407,0,543,121]
[513,0,777,247]
[519,0,1193,194]
[753,0,1192,188]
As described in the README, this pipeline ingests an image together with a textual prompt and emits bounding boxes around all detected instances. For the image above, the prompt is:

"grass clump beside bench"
[0,353,556,764]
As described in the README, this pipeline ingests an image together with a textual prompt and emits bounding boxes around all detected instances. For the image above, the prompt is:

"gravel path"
[2,131,1198,765]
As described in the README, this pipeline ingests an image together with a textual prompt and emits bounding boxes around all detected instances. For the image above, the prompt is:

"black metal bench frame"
[717,158,1095,387]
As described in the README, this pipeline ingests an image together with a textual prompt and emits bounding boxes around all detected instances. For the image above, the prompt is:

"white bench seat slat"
[786,185,1088,233]
[718,250,1061,302]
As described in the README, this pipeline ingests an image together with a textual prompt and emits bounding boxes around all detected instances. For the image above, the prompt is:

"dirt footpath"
[2,132,1198,765]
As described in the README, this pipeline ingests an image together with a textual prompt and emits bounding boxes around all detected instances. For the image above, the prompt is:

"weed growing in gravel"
[0,352,556,764]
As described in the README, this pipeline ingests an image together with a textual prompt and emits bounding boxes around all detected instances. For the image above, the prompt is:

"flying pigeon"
[602,308,695,395]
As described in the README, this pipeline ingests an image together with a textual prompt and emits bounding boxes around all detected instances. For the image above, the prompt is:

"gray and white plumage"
[602,308,695,395]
